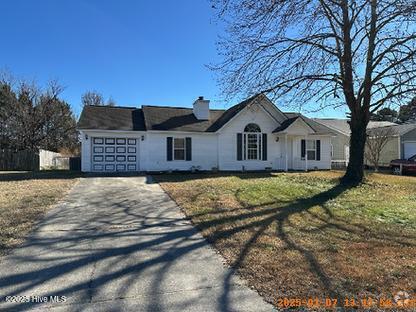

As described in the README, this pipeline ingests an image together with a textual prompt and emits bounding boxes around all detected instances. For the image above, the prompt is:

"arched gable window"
[244,123,261,133]
[239,123,266,160]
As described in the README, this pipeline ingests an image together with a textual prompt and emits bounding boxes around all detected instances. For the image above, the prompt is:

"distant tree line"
[371,97,416,123]
[0,73,78,154]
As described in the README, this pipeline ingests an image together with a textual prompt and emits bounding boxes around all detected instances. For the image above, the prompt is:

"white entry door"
[91,137,138,172]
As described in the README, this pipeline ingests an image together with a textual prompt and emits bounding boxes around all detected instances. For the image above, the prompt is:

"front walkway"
[0,176,273,311]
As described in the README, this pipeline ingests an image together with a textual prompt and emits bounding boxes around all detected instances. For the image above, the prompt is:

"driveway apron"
[0,176,273,311]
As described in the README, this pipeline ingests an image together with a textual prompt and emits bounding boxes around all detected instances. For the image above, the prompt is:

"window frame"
[173,138,186,161]
[242,123,263,161]
[303,139,317,160]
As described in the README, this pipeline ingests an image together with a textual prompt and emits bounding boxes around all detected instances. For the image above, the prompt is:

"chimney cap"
[198,96,204,100]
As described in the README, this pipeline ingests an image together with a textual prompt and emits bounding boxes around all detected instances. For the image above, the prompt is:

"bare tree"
[106,96,116,106]
[81,91,104,106]
[364,126,395,171]
[0,75,78,152]
[212,0,416,185]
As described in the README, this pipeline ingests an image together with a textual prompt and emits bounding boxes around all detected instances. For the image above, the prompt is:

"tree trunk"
[341,113,368,186]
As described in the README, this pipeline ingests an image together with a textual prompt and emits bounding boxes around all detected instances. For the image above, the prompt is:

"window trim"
[173,137,186,161]
[243,132,263,161]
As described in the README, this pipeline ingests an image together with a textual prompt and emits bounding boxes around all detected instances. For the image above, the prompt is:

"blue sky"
[1,0,347,118]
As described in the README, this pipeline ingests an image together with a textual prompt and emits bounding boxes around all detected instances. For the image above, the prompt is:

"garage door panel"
[105,164,115,171]
[127,164,136,171]
[116,155,126,162]
[92,137,138,172]
[93,155,104,162]
[116,164,126,171]
[93,164,104,171]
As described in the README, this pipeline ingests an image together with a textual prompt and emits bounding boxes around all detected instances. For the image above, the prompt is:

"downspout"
[285,134,288,172]
[305,135,308,171]
[398,135,401,159]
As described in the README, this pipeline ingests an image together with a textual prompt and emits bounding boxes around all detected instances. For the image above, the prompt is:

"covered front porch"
[272,116,334,171]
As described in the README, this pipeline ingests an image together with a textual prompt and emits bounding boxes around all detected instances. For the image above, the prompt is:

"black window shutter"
[237,133,242,161]
[185,137,192,161]
[316,140,321,161]
[301,139,306,158]
[167,137,173,161]
[262,133,267,160]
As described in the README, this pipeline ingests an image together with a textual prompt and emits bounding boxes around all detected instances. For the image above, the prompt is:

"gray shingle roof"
[77,105,145,131]
[367,123,416,136]
[141,106,225,132]
[77,94,261,133]
[274,113,337,135]
[77,95,336,135]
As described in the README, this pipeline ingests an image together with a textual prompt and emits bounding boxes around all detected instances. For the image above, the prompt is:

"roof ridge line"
[86,105,139,109]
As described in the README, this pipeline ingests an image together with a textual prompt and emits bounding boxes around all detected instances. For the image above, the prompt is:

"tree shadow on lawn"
[0,179,414,311]
[188,182,416,307]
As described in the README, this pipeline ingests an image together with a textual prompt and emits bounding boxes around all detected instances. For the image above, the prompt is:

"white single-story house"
[77,94,336,172]
[313,118,416,167]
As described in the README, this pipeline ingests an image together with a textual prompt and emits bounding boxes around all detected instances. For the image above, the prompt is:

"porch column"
[285,134,288,172]
[305,135,308,171]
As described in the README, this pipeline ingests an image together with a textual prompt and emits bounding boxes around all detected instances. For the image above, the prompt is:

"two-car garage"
[91,137,139,172]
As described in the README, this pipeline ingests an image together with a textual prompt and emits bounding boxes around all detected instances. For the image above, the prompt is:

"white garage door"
[92,137,138,172]
[404,142,416,159]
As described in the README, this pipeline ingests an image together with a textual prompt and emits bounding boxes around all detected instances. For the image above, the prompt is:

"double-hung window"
[243,123,262,160]
[173,138,185,160]
[244,133,262,160]
[305,140,316,160]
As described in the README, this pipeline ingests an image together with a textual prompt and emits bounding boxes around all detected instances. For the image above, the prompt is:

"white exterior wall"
[217,104,280,171]
[79,103,332,172]
[291,136,332,170]
[141,132,218,171]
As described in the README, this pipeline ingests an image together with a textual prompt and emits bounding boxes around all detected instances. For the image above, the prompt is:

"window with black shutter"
[185,137,192,161]
[167,137,173,161]
[240,123,265,161]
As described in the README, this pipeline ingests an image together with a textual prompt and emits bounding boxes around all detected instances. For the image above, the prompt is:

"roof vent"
[193,96,210,120]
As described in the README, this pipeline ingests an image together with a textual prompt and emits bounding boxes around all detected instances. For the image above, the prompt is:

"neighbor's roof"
[313,118,397,136]
[77,105,146,131]
[367,123,416,136]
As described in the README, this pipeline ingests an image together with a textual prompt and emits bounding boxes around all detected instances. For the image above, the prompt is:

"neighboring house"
[366,124,416,166]
[77,94,336,172]
[314,118,416,167]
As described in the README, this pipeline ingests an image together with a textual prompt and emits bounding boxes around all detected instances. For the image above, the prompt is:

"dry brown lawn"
[0,171,79,256]
[157,171,416,311]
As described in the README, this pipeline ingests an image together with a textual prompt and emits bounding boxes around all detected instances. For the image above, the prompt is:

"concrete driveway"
[0,176,273,311]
